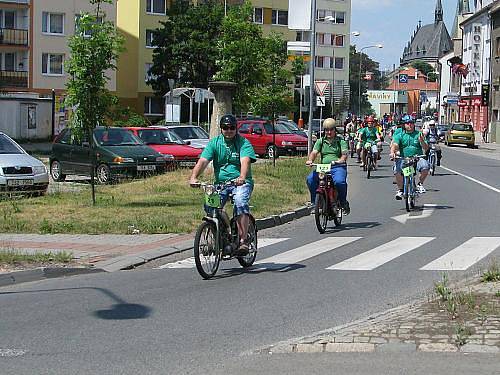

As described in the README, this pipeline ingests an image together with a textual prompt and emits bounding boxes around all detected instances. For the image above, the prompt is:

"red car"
[126,127,202,168]
[237,120,308,158]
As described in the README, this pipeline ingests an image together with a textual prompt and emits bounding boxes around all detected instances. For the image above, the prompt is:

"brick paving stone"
[418,343,458,352]
[353,336,370,343]
[324,343,374,353]
[460,344,500,354]
[296,344,324,353]
[369,337,387,344]
[335,336,354,343]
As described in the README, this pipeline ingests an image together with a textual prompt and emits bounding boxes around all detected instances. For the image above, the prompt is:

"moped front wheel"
[314,193,328,234]
[237,219,257,268]
[194,221,220,279]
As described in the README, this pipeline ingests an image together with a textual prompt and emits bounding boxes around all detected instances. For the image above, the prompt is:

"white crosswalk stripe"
[255,237,361,270]
[156,238,289,269]
[326,237,435,271]
[420,237,500,271]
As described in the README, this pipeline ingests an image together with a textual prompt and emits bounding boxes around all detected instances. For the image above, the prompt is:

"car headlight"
[113,157,134,163]
[281,141,293,146]
[33,165,47,175]
[159,155,174,161]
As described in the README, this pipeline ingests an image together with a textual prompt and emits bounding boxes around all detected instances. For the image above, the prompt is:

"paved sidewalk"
[254,279,500,355]
[444,140,500,162]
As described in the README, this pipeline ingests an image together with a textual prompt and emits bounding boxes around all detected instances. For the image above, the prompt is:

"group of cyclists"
[189,112,443,256]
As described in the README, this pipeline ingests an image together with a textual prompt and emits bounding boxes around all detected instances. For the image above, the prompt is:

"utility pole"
[307,0,317,154]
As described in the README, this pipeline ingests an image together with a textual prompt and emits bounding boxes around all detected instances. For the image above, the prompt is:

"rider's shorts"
[393,158,430,175]
[204,183,253,217]
[364,142,378,154]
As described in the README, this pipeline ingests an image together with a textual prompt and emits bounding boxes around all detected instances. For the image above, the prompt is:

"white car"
[0,132,49,196]
[157,124,209,149]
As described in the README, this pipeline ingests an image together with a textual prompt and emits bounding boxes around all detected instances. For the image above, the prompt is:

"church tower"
[435,0,443,23]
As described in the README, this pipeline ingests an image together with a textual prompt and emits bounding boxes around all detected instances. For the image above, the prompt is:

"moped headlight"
[318,172,325,179]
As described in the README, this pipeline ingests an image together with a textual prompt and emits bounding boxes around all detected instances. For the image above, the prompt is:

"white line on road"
[255,237,361,270]
[326,237,435,271]
[157,238,289,269]
[440,165,500,194]
[420,237,500,271]
[391,204,438,224]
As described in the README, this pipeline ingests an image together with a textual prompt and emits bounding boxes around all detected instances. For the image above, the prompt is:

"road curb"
[0,267,103,287]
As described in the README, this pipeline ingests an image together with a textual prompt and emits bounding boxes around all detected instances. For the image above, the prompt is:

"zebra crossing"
[155,236,500,272]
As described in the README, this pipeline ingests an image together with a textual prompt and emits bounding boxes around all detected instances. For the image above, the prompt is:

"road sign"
[314,81,329,96]
[316,96,326,107]
[399,74,408,84]
[194,89,204,103]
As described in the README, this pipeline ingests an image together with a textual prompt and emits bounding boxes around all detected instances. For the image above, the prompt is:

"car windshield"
[136,129,183,145]
[0,134,24,154]
[94,128,143,146]
[171,126,209,140]
[264,122,292,134]
[279,121,300,132]
[453,124,473,132]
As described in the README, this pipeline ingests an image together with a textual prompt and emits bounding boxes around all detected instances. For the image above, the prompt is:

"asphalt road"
[1,146,499,374]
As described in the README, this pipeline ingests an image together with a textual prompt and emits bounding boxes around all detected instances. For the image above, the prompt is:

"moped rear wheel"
[314,193,328,234]
[237,219,258,268]
[194,221,220,279]
[333,202,343,226]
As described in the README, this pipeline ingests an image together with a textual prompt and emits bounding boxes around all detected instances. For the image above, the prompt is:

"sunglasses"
[221,125,236,130]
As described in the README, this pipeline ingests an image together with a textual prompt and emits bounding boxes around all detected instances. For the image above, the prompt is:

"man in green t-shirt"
[189,114,257,254]
[390,115,430,200]
[358,116,382,168]
[305,118,350,215]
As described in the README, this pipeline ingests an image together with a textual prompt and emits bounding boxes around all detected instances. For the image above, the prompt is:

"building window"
[42,53,64,75]
[146,0,166,15]
[317,33,325,45]
[146,29,157,48]
[317,10,345,24]
[315,56,325,68]
[144,96,164,115]
[272,10,288,26]
[42,12,64,35]
[145,63,156,82]
[333,57,344,70]
[253,8,263,24]
[496,37,500,57]
[1,10,16,29]
[4,53,15,71]
[333,35,344,47]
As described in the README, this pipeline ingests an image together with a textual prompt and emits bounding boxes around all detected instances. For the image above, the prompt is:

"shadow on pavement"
[323,221,381,234]
[0,287,152,320]
[213,263,306,279]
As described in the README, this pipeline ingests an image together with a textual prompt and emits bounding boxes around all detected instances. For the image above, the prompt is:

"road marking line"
[392,204,438,224]
[255,237,361,269]
[440,165,500,194]
[420,237,500,271]
[326,237,435,271]
[156,238,289,269]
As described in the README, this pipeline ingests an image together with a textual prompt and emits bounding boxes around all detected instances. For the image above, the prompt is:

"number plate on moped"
[315,164,331,173]
[402,166,415,177]
[205,193,222,208]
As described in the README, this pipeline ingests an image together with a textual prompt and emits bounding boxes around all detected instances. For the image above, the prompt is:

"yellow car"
[445,122,476,148]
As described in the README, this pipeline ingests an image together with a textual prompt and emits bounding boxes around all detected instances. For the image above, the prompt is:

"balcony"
[0,28,28,47]
[0,70,28,88]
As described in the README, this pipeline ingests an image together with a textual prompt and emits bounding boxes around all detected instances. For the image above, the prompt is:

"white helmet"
[428,120,436,126]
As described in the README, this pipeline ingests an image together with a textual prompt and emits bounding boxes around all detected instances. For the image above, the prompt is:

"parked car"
[444,122,476,148]
[160,124,210,149]
[237,120,308,158]
[50,127,170,184]
[126,127,201,168]
[437,124,450,140]
[0,132,49,196]
[277,119,307,138]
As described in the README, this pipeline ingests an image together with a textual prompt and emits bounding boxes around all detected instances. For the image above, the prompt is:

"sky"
[351,0,460,71]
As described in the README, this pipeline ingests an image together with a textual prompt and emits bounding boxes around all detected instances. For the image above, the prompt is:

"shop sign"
[458,100,468,107]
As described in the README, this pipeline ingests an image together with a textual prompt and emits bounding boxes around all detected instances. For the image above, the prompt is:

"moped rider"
[189,114,257,255]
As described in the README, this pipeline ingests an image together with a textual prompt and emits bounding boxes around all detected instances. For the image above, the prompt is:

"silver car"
[160,124,210,149]
[0,132,49,196]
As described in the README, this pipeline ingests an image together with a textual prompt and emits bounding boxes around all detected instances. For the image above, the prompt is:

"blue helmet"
[402,114,414,124]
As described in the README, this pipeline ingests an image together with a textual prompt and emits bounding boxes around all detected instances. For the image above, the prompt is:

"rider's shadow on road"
[216,263,306,278]
[323,221,381,234]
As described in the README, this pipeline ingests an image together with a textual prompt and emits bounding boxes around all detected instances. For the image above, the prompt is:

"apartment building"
[0,0,117,139]
[116,0,353,119]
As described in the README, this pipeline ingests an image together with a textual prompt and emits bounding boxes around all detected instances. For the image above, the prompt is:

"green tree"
[249,33,294,118]
[149,0,224,95]
[214,1,267,113]
[349,46,385,115]
[411,60,437,82]
[64,0,124,204]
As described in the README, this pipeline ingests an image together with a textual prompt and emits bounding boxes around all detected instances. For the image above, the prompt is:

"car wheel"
[50,160,66,182]
[96,164,112,184]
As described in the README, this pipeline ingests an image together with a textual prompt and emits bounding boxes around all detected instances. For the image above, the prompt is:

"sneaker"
[417,183,426,194]
[342,201,350,215]
[236,242,250,256]
[395,190,404,200]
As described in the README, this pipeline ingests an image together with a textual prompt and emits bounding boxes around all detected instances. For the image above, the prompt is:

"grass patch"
[0,157,311,234]
[0,250,73,264]
[481,260,500,282]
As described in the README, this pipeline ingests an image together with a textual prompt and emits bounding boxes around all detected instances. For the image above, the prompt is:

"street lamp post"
[357,44,383,116]
[307,0,317,154]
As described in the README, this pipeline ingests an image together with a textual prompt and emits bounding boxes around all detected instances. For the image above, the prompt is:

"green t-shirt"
[392,127,403,139]
[200,135,257,185]
[359,127,379,143]
[393,130,426,157]
[313,136,348,164]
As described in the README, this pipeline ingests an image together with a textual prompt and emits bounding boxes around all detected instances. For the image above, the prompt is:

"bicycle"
[346,133,356,158]
[363,142,376,179]
[396,155,426,212]
[192,181,257,279]
[310,163,343,233]
[427,137,438,176]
